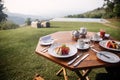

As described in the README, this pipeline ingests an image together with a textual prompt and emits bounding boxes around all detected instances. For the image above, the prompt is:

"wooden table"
[35,31,120,80]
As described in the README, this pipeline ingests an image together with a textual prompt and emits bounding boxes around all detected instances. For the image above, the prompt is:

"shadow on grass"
[0,64,9,80]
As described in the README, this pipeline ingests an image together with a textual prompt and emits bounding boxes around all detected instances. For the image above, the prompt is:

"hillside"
[7,15,25,25]
[66,8,106,18]
[7,12,46,25]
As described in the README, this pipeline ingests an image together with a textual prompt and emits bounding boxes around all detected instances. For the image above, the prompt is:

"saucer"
[91,37,103,42]
[76,44,90,50]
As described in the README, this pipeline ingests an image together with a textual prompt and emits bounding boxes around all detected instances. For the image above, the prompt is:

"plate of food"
[40,35,54,45]
[99,40,120,52]
[48,44,77,58]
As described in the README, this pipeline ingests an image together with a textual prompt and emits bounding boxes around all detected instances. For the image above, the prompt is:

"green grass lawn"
[0,21,120,80]
[107,19,120,28]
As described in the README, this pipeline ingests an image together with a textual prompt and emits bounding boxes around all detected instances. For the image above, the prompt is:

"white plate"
[97,51,120,63]
[76,44,90,50]
[40,39,54,45]
[99,40,120,52]
[48,44,77,58]
[40,35,54,45]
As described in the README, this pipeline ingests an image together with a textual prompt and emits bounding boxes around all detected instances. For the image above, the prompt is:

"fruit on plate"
[55,44,70,55]
[106,40,120,49]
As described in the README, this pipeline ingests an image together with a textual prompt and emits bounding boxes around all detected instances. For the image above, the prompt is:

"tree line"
[66,0,120,19]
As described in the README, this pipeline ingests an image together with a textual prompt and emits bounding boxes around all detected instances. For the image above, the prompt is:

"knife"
[99,53,111,59]
[68,54,82,65]
[73,54,89,67]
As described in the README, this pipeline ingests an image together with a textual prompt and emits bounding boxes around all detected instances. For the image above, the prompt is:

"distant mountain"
[6,12,46,25]
[7,15,25,25]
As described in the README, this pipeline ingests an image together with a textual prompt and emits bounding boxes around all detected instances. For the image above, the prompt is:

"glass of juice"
[100,29,105,38]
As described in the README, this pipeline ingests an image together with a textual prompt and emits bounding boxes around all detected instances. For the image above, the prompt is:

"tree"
[103,0,120,18]
[25,18,31,25]
[113,3,120,18]
[0,0,7,22]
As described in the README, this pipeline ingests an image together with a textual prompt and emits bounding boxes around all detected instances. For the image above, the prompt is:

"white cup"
[83,39,90,44]
[93,34,100,40]
[77,39,85,48]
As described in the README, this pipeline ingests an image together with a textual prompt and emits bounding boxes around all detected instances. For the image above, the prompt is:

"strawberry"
[61,45,70,55]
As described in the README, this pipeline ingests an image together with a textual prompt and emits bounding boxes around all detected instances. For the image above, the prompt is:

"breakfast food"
[55,44,70,55]
[106,40,120,49]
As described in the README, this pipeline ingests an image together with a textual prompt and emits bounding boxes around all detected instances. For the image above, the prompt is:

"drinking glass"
[100,29,105,38]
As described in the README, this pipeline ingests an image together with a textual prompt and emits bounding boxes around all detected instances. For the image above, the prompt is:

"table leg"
[74,70,85,80]
[82,69,92,80]
[63,68,68,80]
[74,69,92,80]
[56,67,63,76]
[56,67,91,80]
[56,67,68,80]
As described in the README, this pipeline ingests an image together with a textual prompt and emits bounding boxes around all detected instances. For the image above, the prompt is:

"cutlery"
[68,54,82,65]
[40,46,50,52]
[99,53,111,59]
[73,54,89,67]
[90,47,99,53]
[40,43,57,53]
[91,48,113,60]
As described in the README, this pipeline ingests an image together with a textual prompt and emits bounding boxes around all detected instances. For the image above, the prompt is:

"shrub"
[0,21,19,30]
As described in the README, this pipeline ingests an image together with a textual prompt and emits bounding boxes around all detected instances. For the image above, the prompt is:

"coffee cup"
[93,33,100,40]
[77,39,85,48]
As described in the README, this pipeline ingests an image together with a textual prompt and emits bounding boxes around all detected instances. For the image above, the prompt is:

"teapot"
[79,27,87,34]
[72,30,80,41]
[79,27,87,38]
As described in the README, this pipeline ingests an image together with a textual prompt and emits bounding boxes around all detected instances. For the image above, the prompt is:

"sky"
[4,0,104,18]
